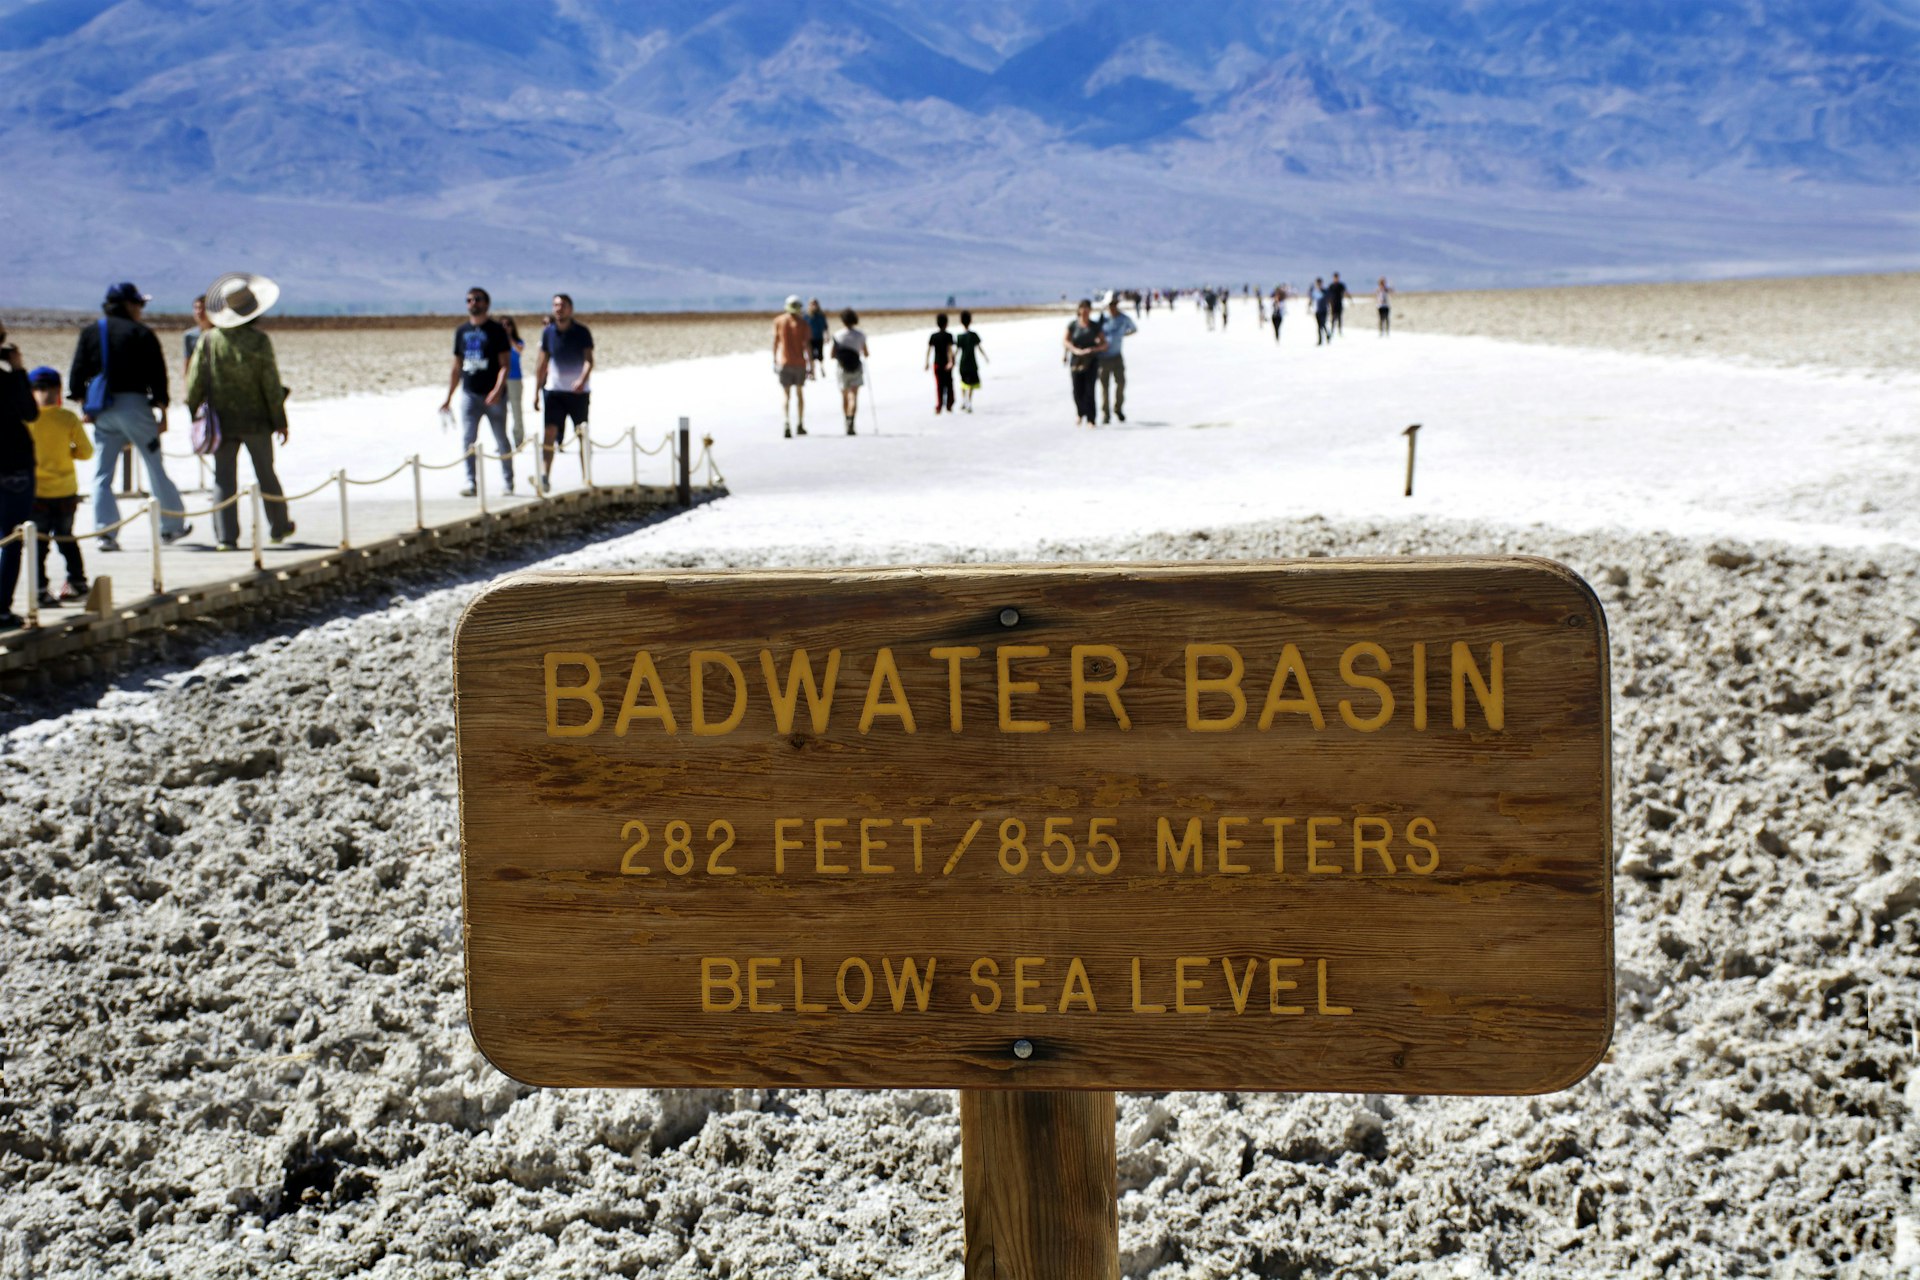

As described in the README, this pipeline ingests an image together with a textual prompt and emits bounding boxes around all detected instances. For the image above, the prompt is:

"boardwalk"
[0,426,721,677]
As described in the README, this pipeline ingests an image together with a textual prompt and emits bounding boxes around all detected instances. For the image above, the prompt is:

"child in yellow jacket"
[28,367,93,604]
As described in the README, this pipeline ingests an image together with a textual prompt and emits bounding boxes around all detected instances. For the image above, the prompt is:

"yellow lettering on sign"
[1257,643,1326,730]
[836,957,874,1012]
[997,645,1051,733]
[1317,959,1353,1015]
[1175,957,1211,1014]
[701,957,742,1012]
[774,818,803,874]
[1014,956,1047,1013]
[544,652,604,737]
[1059,957,1097,1012]
[1070,644,1132,731]
[1412,641,1429,730]
[1130,957,1166,1013]
[1452,641,1505,730]
[1338,642,1394,732]
[1222,958,1258,1014]
[859,818,894,873]
[1217,816,1250,873]
[1157,816,1204,873]
[690,651,748,736]
[902,817,931,873]
[792,958,828,1013]
[881,958,937,1012]
[814,818,850,874]
[1269,957,1305,1014]
[747,956,782,1012]
[1306,816,1342,873]
[614,651,677,735]
[858,648,917,733]
[970,957,1003,1013]
[1406,816,1441,873]
[1264,816,1295,873]
[759,648,840,734]
[1353,816,1396,873]
[928,645,980,731]
[1185,643,1246,731]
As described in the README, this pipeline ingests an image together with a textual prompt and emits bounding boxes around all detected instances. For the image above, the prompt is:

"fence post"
[250,484,264,570]
[148,502,164,596]
[477,448,489,516]
[629,428,638,487]
[411,455,424,531]
[678,417,692,507]
[22,522,39,628]
[583,428,594,491]
[336,470,351,550]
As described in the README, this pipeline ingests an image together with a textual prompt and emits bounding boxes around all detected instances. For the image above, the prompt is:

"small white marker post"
[1403,423,1422,497]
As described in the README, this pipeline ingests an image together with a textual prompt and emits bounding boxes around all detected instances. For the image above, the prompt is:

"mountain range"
[0,0,1915,310]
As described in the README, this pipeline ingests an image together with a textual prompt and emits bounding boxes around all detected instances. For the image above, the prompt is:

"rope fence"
[5,422,709,631]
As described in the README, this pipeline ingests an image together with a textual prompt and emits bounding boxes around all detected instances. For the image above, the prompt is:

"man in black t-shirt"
[1326,273,1349,337]
[924,313,956,413]
[441,286,514,497]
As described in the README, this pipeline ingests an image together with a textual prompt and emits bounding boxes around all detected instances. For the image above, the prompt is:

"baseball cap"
[785,295,803,313]
[104,281,152,306]
[27,366,60,388]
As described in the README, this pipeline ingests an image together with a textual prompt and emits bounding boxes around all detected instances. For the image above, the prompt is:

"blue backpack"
[82,317,111,416]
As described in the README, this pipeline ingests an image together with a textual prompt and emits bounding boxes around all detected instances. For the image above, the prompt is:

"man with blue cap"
[67,282,190,549]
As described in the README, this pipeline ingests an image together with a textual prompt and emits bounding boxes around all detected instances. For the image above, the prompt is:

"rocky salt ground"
[1,514,1916,1279]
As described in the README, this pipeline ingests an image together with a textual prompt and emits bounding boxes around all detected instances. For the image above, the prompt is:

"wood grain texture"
[962,1090,1117,1280]
[454,559,1614,1093]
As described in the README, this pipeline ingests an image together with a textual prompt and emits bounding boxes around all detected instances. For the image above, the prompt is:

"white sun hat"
[205,272,282,328]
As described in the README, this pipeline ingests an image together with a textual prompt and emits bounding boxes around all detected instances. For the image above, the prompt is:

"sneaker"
[1116,410,1126,422]
[97,536,120,553]
[59,579,88,602]
[215,542,238,552]
[505,480,515,496]
[0,612,22,630]
[460,486,477,498]
[270,521,295,545]
[1102,413,1111,424]
[796,423,807,435]
[784,425,792,439]
[37,590,59,609]
[160,523,193,545]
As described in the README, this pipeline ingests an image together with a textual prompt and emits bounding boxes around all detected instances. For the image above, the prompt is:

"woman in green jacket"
[186,274,295,550]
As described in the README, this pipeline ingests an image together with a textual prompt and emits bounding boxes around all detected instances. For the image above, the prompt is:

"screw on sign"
[454,560,1615,1276]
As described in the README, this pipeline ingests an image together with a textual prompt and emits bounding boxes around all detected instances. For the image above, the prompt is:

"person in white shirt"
[829,308,868,435]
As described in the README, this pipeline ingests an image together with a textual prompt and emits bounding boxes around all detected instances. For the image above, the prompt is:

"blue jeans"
[459,390,513,489]
[92,393,188,537]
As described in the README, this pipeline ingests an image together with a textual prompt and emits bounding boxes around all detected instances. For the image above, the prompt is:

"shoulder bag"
[190,332,222,456]
[82,317,112,417]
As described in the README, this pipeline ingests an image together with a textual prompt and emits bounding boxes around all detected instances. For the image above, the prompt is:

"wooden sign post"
[455,560,1613,1274]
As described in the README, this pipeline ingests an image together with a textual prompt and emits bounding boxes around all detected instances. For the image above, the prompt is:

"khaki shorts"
[779,364,807,388]
[838,367,864,390]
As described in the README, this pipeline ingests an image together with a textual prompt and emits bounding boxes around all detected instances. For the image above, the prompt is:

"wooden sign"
[455,560,1613,1094]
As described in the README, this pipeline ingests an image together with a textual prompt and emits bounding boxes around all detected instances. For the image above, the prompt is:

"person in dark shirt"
[0,320,38,628]
[925,313,956,414]
[1063,299,1108,428]
[1326,273,1349,336]
[68,282,190,547]
[440,286,514,498]
[535,293,594,494]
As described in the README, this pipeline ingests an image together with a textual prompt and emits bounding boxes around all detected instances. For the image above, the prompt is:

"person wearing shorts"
[774,296,811,437]
[830,308,867,435]
[534,293,593,495]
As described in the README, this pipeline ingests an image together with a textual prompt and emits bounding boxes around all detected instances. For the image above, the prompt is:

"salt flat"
[1,290,1916,1279]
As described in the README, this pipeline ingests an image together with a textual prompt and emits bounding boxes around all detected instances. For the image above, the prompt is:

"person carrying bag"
[185,273,295,551]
